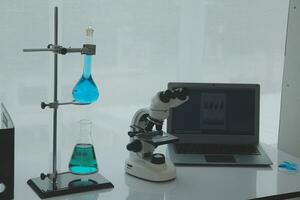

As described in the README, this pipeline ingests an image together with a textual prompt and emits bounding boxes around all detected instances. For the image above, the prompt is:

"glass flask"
[72,27,99,104]
[69,119,98,175]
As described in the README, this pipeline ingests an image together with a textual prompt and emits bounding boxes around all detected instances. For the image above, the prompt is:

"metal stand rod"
[58,101,90,106]
[23,48,54,52]
[23,47,84,54]
[67,48,84,53]
[23,45,96,55]
[52,6,59,184]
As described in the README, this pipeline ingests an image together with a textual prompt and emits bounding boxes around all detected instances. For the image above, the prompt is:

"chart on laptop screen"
[171,88,255,135]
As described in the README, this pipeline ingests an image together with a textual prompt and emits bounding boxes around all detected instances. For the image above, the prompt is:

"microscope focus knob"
[127,140,142,152]
[151,153,165,164]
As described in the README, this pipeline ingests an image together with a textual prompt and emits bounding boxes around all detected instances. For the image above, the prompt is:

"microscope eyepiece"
[159,90,172,103]
[159,88,189,103]
[173,88,188,100]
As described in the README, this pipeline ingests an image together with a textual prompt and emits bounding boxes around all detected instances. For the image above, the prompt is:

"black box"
[0,104,14,200]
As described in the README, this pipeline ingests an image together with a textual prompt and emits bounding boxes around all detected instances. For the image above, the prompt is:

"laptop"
[167,82,273,166]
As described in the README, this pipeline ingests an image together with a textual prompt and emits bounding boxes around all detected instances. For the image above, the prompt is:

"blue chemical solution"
[69,143,98,175]
[278,161,298,173]
[72,55,99,104]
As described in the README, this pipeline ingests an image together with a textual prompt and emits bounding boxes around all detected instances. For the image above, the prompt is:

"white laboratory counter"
[13,121,300,200]
[1,87,291,200]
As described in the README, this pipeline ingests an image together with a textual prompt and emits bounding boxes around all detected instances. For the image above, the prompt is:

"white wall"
[0,0,289,153]
[278,0,300,158]
[0,0,288,102]
[178,0,287,91]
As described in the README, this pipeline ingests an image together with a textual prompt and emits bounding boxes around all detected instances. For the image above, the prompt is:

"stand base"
[27,172,114,199]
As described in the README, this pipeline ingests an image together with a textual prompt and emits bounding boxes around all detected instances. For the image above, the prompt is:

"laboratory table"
[9,93,298,200]
[15,141,300,200]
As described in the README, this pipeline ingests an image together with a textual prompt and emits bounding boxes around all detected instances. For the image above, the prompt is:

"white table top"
[14,127,300,200]
[4,88,293,200]
[50,143,300,200]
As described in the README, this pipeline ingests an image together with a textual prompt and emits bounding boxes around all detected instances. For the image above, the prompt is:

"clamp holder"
[23,43,96,55]
[41,101,90,109]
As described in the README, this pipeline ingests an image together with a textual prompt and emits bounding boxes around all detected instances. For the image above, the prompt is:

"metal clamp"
[41,101,58,109]
[41,101,90,109]
[82,44,96,55]
[23,44,96,55]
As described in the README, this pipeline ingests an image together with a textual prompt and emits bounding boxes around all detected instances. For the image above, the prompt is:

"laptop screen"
[167,83,260,144]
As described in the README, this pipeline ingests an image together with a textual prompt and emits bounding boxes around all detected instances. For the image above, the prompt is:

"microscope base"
[27,172,114,199]
[125,156,176,182]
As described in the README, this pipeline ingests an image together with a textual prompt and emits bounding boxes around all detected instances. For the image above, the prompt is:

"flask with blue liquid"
[72,26,99,104]
[69,119,98,175]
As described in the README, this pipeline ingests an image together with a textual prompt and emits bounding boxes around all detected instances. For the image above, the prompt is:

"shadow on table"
[125,174,176,200]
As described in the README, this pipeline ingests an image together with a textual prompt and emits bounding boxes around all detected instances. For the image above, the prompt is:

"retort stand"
[23,7,113,199]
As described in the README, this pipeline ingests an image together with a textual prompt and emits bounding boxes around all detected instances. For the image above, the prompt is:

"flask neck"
[83,55,92,78]
[78,119,93,144]
[83,26,94,79]
[85,35,94,45]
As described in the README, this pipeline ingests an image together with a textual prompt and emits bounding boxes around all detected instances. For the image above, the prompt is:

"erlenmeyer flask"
[72,27,99,104]
[69,119,98,175]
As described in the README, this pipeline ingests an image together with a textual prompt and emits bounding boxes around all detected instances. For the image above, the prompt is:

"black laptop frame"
[167,82,260,145]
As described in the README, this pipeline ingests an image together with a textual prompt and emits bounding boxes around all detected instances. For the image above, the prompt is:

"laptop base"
[167,144,273,166]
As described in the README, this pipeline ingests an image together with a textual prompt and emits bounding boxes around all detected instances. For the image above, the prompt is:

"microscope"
[125,88,189,182]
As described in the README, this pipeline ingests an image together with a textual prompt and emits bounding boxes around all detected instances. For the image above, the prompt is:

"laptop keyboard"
[175,144,260,155]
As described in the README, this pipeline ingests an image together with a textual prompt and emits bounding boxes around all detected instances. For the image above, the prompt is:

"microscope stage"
[136,131,178,146]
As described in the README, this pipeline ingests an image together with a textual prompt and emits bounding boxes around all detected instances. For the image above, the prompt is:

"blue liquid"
[279,161,298,172]
[69,143,98,175]
[72,55,99,103]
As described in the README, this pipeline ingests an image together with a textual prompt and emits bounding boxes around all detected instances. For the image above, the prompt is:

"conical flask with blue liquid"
[69,119,98,175]
[72,27,99,104]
